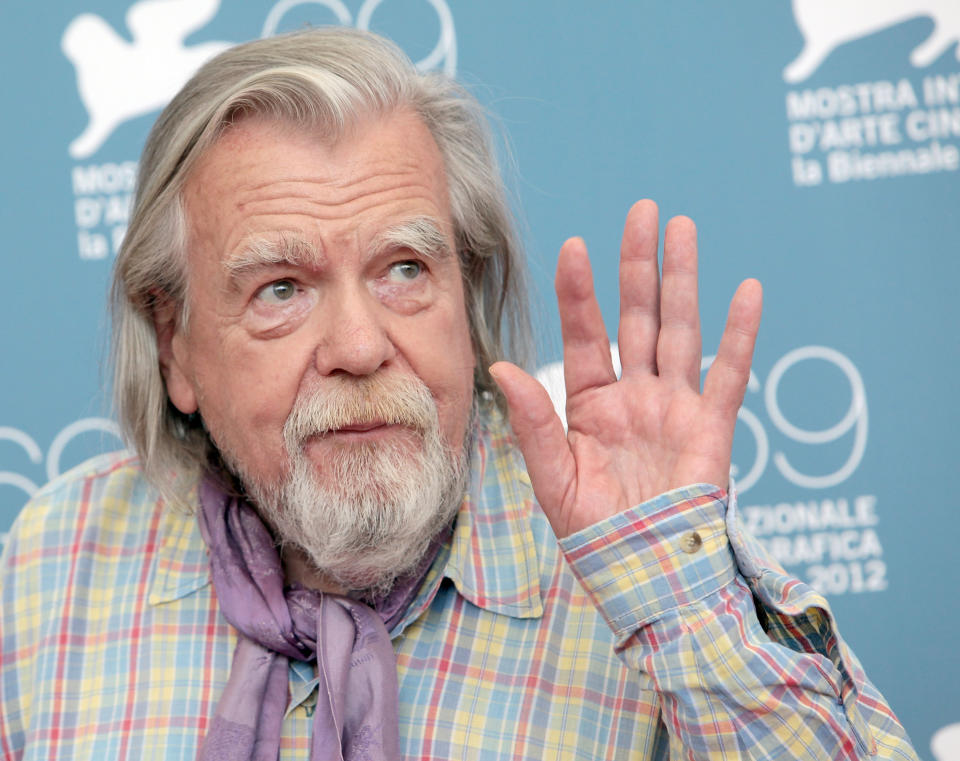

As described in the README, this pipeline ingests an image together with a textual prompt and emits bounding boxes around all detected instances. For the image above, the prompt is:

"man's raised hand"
[490,200,763,538]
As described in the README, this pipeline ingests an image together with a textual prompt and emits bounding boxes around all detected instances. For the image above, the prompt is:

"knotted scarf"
[197,476,442,760]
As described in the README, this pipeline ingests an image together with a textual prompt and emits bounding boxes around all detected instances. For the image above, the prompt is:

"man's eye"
[388,261,423,282]
[256,279,297,304]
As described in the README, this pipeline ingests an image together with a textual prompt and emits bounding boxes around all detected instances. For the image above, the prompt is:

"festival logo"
[0,419,123,546]
[62,0,457,261]
[262,0,456,76]
[63,0,457,161]
[784,0,960,83]
[781,0,960,187]
[63,0,231,160]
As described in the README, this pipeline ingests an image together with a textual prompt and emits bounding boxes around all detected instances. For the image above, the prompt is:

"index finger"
[555,237,618,399]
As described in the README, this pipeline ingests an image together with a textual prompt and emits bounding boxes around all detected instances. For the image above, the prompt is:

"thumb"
[489,361,574,531]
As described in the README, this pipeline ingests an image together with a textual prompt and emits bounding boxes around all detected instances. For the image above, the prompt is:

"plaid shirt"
[1,406,917,760]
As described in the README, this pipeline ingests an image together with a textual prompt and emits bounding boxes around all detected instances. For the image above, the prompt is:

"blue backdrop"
[2,1,958,757]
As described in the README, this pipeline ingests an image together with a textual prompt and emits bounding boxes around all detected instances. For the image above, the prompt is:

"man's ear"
[152,291,199,415]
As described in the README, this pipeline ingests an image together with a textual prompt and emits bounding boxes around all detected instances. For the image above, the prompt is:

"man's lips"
[301,421,422,460]
[331,421,388,433]
[310,421,418,440]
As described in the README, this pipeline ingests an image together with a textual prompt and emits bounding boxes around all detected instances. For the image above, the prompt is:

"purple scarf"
[197,476,440,760]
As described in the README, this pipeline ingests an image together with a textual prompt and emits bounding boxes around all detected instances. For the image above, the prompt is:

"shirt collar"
[148,401,545,623]
[148,483,212,606]
[436,402,544,620]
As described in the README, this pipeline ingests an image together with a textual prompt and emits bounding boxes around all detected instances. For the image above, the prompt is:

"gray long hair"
[111,27,532,498]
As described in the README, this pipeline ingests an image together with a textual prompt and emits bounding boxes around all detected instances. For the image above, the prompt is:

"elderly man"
[1,27,916,761]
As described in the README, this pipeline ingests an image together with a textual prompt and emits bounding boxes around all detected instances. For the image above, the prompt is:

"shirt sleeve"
[558,484,919,760]
[0,500,46,761]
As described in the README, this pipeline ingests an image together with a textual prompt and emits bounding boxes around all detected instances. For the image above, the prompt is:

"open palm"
[491,200,763,538]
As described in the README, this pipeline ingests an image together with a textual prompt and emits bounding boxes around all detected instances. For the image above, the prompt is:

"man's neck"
[281,546,349,595]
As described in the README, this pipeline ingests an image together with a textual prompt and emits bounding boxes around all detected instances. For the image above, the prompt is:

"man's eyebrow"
[367,216,454,262]
[223,234,321,283]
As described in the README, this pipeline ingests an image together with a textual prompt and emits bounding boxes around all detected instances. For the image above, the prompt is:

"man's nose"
[314,285,395,377]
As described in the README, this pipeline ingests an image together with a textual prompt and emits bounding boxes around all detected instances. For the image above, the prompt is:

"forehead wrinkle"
[230,185,443,226]
[236,163,432,211]
[368,216,453,263]
[241,167,418,196]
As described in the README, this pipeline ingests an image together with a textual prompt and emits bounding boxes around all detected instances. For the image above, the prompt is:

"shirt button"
[680,530,702,554]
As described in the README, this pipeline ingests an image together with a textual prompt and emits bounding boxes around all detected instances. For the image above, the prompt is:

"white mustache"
[283,374,437,446]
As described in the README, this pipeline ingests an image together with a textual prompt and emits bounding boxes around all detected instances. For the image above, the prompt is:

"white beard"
[222,373,468,596]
